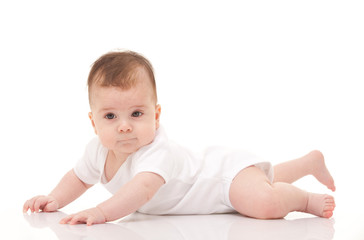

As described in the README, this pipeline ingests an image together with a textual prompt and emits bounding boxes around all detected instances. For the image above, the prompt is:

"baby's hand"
[23,195,59,213]
[59,207,106,226]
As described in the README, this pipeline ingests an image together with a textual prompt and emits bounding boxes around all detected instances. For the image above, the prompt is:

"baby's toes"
[322,210,334,218]
[323,204,335,211]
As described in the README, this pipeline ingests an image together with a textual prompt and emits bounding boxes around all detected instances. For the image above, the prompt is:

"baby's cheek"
[97,133,114,149]
[142,130,157,146]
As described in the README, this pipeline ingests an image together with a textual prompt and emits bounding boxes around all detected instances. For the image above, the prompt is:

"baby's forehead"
[89,80,156,107]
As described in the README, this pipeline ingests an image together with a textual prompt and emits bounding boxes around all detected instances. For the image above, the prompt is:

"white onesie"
[74,127,273,215]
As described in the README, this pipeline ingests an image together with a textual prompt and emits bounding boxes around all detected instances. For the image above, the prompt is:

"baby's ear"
[88,112,97,135]
[155,104,161,129]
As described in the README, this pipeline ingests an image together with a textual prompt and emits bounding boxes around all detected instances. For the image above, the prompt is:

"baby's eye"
[105,113,116,119]
[131,111,143,118]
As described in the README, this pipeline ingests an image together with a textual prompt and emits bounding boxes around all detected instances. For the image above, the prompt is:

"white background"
[0,0,363,239]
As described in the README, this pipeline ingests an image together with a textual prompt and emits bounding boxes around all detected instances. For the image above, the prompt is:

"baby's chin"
[115,141,150,155]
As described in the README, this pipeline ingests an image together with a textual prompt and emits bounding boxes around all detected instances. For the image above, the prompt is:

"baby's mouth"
[118,138,136,144]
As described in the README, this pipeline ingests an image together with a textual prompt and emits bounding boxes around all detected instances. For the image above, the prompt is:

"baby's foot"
[308,150,336,191]
[305,193,336,218]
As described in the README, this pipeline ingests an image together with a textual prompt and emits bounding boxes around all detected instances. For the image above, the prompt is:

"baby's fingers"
[23,195,42,213]
[33,196,49,212]
[69,214,86,225]
[60,214,86,225]
[65,214,89,225]
[23,200,31,213]
[59,214,75,224]
[33,198,43,212]
[60,213,95,226]
[86,216,96,226]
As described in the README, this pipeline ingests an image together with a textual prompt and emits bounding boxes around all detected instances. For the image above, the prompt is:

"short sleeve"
[73,137,108,185]
[131,128,176,183]
[132,147,174,183]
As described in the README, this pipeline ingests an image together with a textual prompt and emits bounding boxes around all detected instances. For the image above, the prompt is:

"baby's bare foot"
[308,150,336,192]
[305,193,336,218]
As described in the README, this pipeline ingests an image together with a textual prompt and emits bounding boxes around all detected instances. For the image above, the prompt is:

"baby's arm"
[60,172,165,225]
[23,169,93,213]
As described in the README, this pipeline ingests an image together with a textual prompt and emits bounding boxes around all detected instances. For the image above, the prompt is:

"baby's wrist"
[95,206,107,222]
[47,194,60,209]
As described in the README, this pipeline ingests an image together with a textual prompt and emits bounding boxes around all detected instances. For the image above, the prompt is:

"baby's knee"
[252,189,285,219]
[233,187,286,219]
[308,149,325,161]
[229,167,287,219]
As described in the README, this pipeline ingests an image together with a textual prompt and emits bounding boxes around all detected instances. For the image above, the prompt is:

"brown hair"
[87,50,157,103]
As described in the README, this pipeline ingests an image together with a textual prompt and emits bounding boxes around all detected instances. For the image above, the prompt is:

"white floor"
[2,196,363,240]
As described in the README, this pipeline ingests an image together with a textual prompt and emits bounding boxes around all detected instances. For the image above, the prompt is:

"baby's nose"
[118,121,132,133]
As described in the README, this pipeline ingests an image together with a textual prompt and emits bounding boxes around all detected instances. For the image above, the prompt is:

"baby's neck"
[110,150,130,164]
[104,150,130,183]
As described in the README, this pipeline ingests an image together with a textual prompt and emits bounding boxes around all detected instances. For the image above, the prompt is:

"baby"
[23,50,336,225]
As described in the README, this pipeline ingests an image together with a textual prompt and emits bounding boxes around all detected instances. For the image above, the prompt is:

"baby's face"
[88,79,161,158]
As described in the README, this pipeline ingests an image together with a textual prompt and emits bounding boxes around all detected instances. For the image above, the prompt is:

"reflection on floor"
[22,211,335,240]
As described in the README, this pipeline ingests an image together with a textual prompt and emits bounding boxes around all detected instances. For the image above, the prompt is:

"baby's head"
[87,50,158,105]
[87,51,161,156]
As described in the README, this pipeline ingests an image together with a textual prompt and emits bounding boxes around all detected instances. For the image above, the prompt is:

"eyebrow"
[98,105,147,113]
[130,105,147,109]
[97,107,114,113]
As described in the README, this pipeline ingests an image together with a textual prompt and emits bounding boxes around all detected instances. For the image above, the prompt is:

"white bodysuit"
[74,127,273,215]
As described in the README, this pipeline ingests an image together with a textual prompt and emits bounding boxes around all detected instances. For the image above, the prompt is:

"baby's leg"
[273,150,336,191]
[229,166,335,219]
